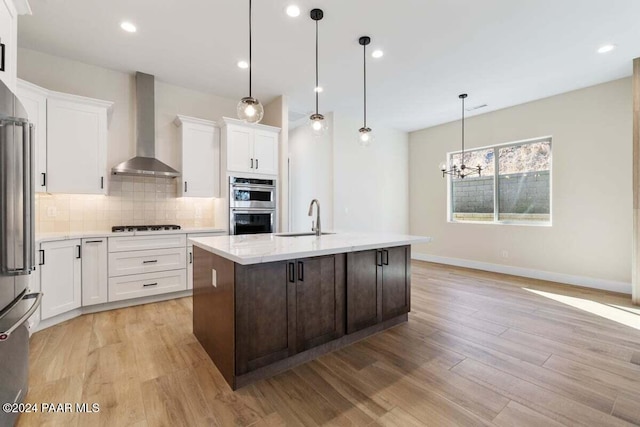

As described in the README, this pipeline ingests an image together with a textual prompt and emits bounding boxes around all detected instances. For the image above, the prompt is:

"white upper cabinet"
[16,79,48,193]
[252,129,279,175]
[174,115,220,198]
[222,118,280,176]
[226,124,253,173]
[46,92,112,194]
[0,0,18,92]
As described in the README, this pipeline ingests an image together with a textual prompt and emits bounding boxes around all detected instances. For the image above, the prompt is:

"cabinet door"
[381,246,410,320]
[181,123,219,197]
[346,249,382,334]
[0,0,17,92]
[295,255,345,352]
[187,245,194,290]
[16,81,48,193]
[40,239,82,320]
[226,125,253,173]
[47,97,108,194]
[81,238,108,306]
[235,261,295,375]
[253,129,278,176]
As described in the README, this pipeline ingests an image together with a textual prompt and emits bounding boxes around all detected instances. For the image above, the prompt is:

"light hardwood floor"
[16,261,640,426]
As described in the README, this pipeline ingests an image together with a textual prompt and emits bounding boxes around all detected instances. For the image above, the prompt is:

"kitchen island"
[190,232,431,390]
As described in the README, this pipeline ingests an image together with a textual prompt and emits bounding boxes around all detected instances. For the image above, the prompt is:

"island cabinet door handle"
[382,249,389,266]
[376,250,383,267]
[288,262,295,283]
[298,261,304,282]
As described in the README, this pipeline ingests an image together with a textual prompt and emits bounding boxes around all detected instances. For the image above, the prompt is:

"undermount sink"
[275,232,335,237]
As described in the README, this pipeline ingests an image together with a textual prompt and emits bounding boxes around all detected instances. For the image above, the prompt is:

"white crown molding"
[47,89,114,111]
[11,0,31,15]
[412,252,632,295]
[17,78,48,96]
[174,114,218,128]
[221,116,281,133]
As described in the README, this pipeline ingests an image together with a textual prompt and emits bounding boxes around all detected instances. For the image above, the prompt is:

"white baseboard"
[412,253,632,295]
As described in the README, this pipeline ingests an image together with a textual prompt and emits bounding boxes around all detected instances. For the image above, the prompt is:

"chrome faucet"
[308,199,321,236]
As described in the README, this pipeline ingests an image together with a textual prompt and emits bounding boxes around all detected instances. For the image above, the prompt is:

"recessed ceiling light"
[314,86,323,93]
[372,50,384,59]
[237,60,249,69]
[120,22,137,33]
[286,5,301,17]
[597,44,616,54]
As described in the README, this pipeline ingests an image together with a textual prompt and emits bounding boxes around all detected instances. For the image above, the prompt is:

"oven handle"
[230,209,276,215]
[230,185,276,192]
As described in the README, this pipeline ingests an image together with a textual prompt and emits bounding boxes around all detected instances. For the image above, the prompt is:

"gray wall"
[453,171,550,214]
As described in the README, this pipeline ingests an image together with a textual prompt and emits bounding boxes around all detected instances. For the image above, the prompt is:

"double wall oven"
[229,177,276,235]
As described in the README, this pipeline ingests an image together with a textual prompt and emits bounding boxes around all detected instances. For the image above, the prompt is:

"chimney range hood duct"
[111,72,180,178]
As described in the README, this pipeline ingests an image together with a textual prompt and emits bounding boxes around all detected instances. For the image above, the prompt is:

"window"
[448,137,551,225]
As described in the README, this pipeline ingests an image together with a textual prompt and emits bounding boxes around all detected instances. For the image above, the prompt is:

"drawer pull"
[143,260,158,264]
[143,282,158,287]
[85,240,103,244]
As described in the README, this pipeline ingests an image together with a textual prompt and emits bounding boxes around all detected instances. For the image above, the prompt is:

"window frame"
[446,136,553,226]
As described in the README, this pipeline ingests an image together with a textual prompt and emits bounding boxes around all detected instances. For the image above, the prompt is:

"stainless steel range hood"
[111,72,180,178]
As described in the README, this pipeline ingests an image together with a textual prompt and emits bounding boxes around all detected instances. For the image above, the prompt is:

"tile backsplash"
[35,176,219,234]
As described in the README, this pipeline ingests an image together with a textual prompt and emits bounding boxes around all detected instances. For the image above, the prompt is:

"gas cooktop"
[112,224,182,233]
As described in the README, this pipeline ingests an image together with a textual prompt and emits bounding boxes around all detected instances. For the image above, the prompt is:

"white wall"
[333,114,409,233]
[289,113,334,232]
[409,78,632,293]
[288,112,409,234]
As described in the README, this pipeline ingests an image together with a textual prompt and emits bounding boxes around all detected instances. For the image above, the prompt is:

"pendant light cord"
[315,18,319,115]
[249,0,252,98]
[363,42,367,128]
[461,96,465,166]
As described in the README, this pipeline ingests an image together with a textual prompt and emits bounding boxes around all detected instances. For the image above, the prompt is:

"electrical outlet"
[501,250,509,259]
[47,206,57,217]
[211,269,217,288]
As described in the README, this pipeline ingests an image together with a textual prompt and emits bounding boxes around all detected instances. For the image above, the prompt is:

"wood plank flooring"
[16,261,640,426]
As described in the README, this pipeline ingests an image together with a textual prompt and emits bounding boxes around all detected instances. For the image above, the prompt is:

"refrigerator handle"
[21,123,34,273]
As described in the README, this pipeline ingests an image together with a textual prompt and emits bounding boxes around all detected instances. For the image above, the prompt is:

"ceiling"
[17,0,640,132]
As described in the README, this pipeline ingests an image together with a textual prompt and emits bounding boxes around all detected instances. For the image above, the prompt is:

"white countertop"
[189,232,432,265]
[36,227,227,243]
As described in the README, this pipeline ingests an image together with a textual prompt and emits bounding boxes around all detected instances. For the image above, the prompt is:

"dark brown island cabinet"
[193,245,411,390]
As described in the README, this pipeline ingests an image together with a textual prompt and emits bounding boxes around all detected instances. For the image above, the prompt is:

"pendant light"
[440,94,482,179]
[358,36,373,147]
[237,0,264,123]
[309,8,328,137]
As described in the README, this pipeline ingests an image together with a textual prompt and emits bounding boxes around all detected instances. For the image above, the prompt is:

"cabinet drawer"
[108,248,187,277]
[108,234,187,252]
[108,270,187,302]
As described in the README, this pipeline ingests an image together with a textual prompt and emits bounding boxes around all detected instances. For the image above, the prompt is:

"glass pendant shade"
[358,127,374,147]
[237,97,264,123]
[309,113,328,137]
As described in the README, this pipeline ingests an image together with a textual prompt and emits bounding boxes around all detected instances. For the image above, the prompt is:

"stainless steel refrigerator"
[0,79,42,427]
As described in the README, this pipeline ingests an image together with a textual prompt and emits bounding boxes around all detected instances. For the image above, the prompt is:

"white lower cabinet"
[40,239,82,320]
[108,270,186,302]
[81,238,108,306]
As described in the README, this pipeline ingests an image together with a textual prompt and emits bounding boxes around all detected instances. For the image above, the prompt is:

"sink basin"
[275,232,335,237]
